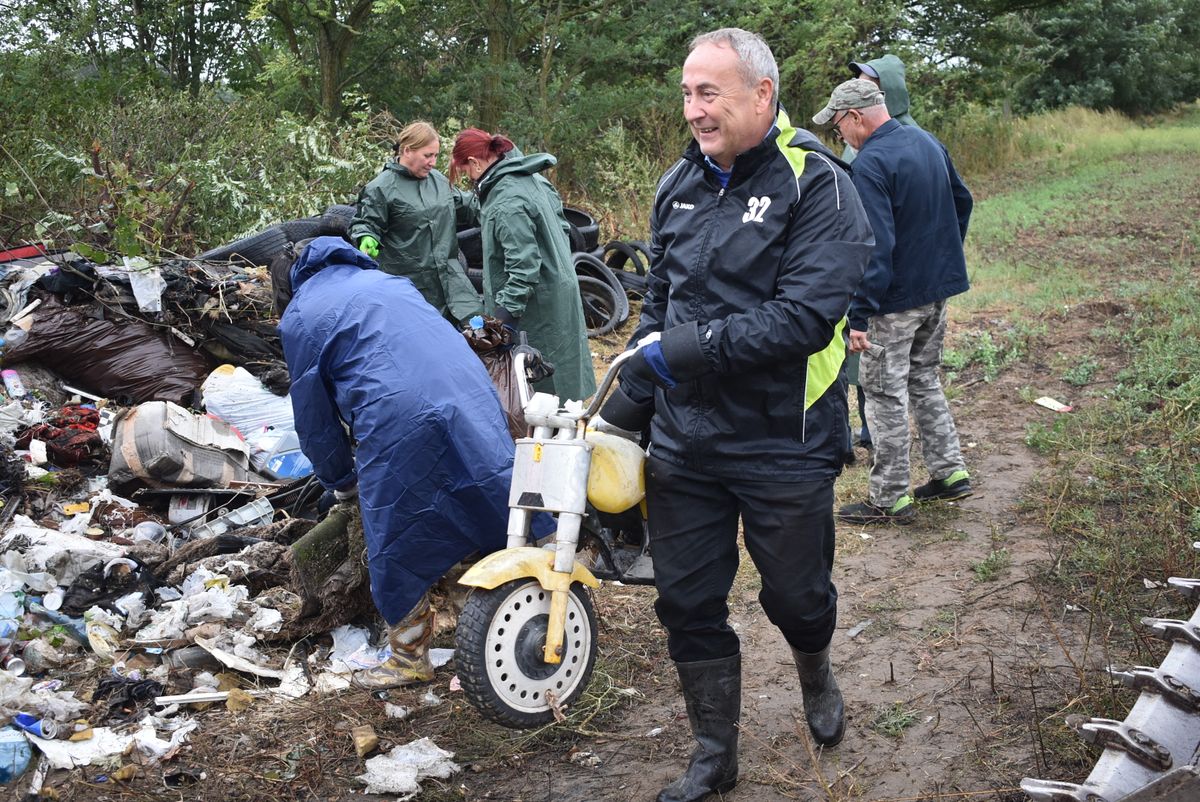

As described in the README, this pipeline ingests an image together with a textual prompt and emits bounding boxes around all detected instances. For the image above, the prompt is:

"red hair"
[450,128,515,183]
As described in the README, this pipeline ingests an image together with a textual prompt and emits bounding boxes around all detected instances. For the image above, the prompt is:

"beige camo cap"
[812,78,886,125]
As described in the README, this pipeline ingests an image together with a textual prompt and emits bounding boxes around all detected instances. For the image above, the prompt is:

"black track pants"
[646,456,838,662]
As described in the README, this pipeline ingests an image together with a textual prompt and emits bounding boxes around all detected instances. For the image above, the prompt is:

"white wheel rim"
[483,581,593,715]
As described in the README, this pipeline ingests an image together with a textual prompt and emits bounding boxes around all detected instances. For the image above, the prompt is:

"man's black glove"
[513,341,555,384]
[623,323,712,390]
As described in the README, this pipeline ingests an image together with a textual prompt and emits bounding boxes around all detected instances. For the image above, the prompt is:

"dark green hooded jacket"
[475,151,596,401]
[843,54,920,165]
[349,161,483,324]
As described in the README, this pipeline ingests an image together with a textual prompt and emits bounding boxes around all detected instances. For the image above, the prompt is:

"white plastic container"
[189,497,274,539]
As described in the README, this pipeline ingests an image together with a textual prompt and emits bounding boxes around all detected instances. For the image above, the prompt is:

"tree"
[252,0,393,117]
[1014,0,1200,115]
[2,0,259,95]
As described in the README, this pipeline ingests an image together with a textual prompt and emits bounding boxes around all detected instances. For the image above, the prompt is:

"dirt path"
[453,304,1123,802]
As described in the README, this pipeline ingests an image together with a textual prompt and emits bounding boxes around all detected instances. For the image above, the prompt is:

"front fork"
[504,506,584,664]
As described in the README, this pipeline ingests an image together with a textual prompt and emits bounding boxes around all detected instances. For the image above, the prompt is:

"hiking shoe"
[837,495,915,525]
[914,470,973,502]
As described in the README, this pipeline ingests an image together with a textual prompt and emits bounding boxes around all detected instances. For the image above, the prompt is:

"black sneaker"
[837,496,915,525]
[914,470,973,501]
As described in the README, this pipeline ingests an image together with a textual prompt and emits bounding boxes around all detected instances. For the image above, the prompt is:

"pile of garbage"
[0,246,457,796]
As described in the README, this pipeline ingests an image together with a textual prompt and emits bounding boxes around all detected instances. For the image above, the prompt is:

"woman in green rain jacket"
[449,128,596,402]
[349,121,483,325]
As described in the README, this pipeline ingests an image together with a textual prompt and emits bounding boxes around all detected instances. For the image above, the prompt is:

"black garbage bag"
[4,298,212,406]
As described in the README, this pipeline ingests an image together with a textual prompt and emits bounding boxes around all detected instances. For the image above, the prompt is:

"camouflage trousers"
[859,300,965,507]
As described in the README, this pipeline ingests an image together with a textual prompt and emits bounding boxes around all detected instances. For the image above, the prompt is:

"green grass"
[1061,357,1100,387]
[970,549,1012,582]
[944,323,1041,384]
[871,702,920,738]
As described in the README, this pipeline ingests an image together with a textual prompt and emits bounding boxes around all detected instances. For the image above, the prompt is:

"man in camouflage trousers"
[812,79,974,524]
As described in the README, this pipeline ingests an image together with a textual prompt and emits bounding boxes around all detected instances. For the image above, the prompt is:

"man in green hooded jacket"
[844,55,921,163]
[350,122,483,325]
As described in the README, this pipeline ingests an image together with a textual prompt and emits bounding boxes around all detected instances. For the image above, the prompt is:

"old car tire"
[573,252,628,326]
[457,227,484,268]
[319,203,357,236]
[576,274,622,338]
[280,217,327,243]
[563,206,600,252]
[197,225,290,267]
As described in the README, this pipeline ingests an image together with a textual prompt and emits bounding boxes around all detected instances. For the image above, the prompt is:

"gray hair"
[690,28,779,108]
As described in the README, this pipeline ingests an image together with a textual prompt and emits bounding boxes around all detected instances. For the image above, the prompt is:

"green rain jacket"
[475,151,596,401]
[349,161,483,324]
[843,54,921,165]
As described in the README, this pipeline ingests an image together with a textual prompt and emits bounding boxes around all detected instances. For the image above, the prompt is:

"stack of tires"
[457,206,651,339]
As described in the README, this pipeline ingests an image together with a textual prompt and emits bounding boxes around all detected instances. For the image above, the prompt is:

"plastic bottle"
[0,726,31,783]
[1,370,25,399]
[1,327,26,349]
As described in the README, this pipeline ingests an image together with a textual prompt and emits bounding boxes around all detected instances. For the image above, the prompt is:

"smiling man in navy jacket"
[813,78,974,526]
[597,28,874,802]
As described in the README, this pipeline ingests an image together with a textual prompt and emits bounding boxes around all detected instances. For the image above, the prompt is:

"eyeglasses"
[830,109,851,141]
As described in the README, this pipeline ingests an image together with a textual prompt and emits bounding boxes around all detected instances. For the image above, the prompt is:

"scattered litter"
[0,726,32,783]
[448,675,461,692]
[645,727,663,738]
[384,703,410,720]
[225,689,255,713]
[155,690,269,706]
[356,737,460,796]
[1143,578,1165,589]
[847,619,873,639]
[569,749,602,767]
[351,724,378,758]
[1033,396,1073,413]
[858,532,872,540]
[430,648,454,669]
[26,718,198,769]
[420,690,443,707]
[193,635,283,679]
[314,672,352,694]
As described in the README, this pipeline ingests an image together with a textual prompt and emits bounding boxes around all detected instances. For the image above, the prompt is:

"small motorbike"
[455,347,653,728]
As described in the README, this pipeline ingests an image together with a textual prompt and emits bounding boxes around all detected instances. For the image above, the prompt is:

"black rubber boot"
[792,645,845,747]
[657,654,741,802]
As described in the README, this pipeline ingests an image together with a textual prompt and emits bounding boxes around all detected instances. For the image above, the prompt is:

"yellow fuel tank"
[584,429,645,513]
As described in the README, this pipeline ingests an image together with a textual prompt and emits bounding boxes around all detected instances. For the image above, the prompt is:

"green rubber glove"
[358,235,380,258]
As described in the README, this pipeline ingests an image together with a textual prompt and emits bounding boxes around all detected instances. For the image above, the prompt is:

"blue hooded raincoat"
[279,237,517,624]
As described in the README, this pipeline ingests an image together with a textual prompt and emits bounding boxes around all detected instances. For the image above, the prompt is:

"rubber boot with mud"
[657,653,741,802]
[353,593,435,690]
[792,645,845,747]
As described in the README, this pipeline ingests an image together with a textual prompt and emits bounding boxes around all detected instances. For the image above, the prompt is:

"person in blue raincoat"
[276,236,523,689]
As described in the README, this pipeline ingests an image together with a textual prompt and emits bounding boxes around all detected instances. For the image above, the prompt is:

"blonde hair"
[394,121,439,156]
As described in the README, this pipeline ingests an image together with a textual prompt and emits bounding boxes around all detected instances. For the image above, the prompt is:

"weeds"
[1061,357,1100,387]
[871,702,920,738]
[944,324,1037,384]
[971,549,1012,582]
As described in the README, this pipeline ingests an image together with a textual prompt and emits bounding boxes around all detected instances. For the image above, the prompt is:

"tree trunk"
[481,0,511,131]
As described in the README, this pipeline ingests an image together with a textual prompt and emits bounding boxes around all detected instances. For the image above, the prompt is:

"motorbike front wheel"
[456,578,598,728]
